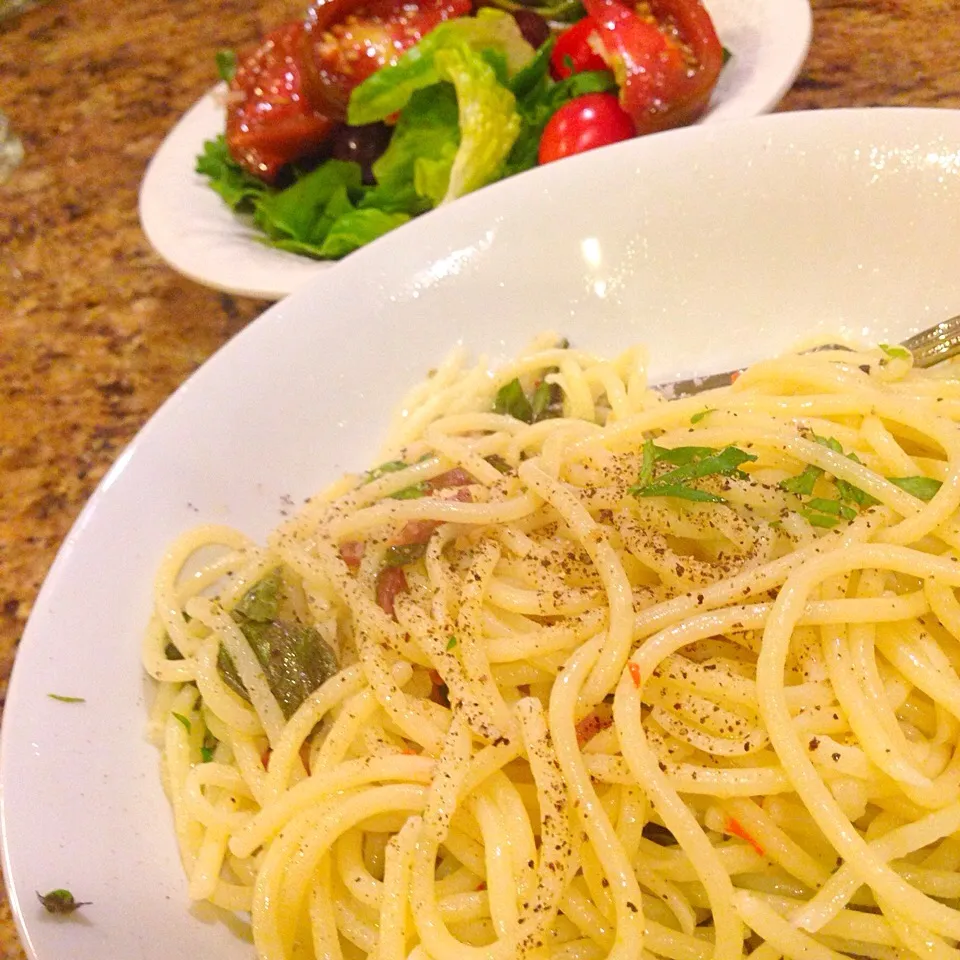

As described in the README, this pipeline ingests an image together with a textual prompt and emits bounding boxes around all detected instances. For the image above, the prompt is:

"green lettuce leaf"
[318,208,411,257]
[371,86,462,206]
[434,46,521,203]
[252,160,364,245]
[347,8,533,125]
[196,136,268,209]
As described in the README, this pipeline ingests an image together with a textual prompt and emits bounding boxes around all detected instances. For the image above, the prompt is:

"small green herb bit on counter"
[47,693,85,703]
[37,889,90,915]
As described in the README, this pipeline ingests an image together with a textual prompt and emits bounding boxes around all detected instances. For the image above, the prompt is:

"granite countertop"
[2,0,960,955]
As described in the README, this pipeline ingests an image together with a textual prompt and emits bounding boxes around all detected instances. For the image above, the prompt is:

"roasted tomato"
[580,0,723,134]
[226,21,336,182]
[300,0,473,120]
[227,0,471,181]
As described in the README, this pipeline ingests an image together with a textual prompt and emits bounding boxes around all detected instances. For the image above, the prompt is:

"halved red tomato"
[226,21,335,182]
[301,0,472,120]
[226,0,471,181]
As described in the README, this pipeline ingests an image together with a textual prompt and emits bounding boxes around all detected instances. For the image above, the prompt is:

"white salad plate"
[6,107,960,960]
[138,0,813,300]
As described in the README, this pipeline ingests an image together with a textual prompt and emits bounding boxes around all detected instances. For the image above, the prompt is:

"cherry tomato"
[302,0,472,120]
[581,0,723,133]
[549,17,608,80]
[226,22,336,182]
[538,92,635,164]
[226,0,470,181]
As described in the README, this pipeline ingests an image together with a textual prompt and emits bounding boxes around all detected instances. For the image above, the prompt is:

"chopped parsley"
[690,409,715,424]
[47,693,85,703]
[446,635,458,650]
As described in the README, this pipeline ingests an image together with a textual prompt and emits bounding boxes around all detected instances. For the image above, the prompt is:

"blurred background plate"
[138,0,813,300]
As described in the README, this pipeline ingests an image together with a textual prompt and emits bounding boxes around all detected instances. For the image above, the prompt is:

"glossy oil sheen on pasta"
[144,333,960,960]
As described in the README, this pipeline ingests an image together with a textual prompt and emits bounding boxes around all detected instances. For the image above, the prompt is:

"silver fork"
[653,313,960,399]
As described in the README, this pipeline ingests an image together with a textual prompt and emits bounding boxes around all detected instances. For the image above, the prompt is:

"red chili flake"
[730,371,741,384]
[401,748,418,756]
[339,540,365,571]
[376,566,408,618]
[261,748,272,770]
[725,817,764,856]
[575,709,614,746]
[628,662,642,688]
[476,881,487,891]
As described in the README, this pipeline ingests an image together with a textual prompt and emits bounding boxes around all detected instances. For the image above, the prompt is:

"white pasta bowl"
[3,107,960,960]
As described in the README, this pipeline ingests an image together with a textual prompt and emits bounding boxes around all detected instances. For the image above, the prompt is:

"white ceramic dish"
[138,0,813,300]
[6,107,960,960]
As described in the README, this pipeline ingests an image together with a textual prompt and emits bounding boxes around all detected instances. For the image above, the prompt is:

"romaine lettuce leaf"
[347,8,533,125]
[371,86,461,205]
[252,160,364,245]
[434,46,521,203]
[195,136,268,209]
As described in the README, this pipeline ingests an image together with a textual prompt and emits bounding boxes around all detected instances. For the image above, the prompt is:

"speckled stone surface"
[1,0,959,955]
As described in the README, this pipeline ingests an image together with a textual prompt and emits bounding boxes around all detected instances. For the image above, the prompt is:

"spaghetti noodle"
[145,333,960,960]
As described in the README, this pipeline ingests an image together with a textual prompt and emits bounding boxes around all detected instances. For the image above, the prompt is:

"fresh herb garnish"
[363,455,430,499]
[47,693,85,703]
[485,453,513,474]
[888,476,942,501]
[446,635,458,650]
[495,375,562,423]
[879,343,911,362]
[779,434,881,527]
[218,570,340,719]
[780,464,821,497]
[215,49,237,84]
[390,482,430,500]
[629,441,757,503]
[798,497,857,529]
[172,712,192,733]
[690,409,714,424]
[37,889,90,915]
[200,745,215,763]
[384,543,429,567]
